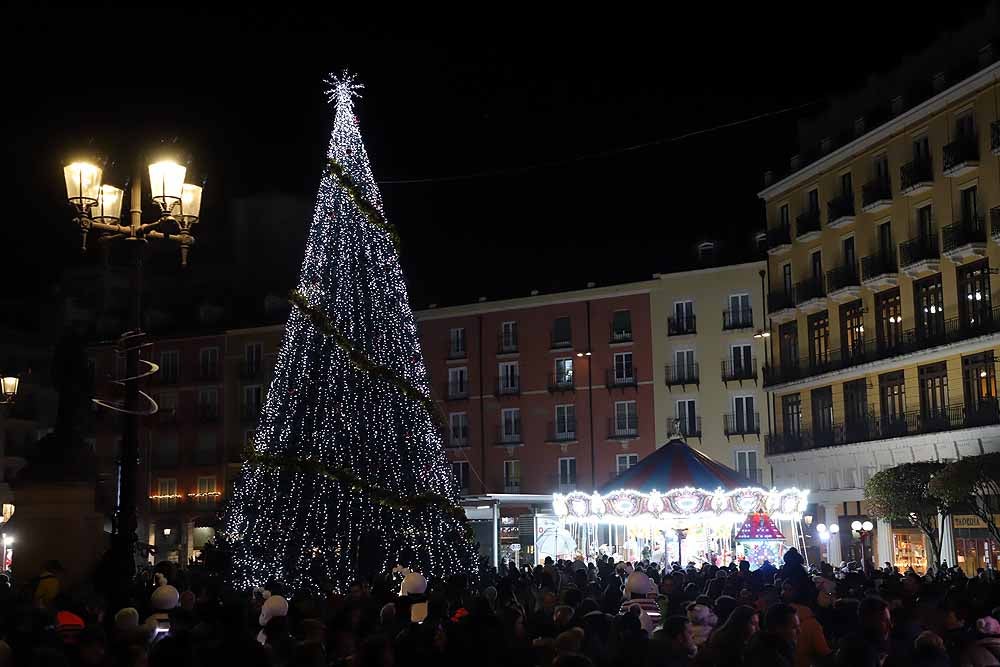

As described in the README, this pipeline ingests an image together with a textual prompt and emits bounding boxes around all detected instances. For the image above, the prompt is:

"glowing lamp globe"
[93,184,124,223]
[828,523,840,534]
[862,520,874,531]
[172,183,203,229]
[148,160,186,212]
[851,520,862,531]
[64,161,102,210]
[1,376,18,402]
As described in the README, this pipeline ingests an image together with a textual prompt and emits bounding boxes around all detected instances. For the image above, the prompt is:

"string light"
[223,71,478,594]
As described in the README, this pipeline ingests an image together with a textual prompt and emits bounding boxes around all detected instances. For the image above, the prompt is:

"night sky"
[2,6,993,324]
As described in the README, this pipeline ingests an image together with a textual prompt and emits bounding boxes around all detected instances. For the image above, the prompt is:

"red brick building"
[415,281,657,498]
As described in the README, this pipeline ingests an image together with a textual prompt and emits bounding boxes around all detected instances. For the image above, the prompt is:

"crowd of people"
[3,549,1000,666]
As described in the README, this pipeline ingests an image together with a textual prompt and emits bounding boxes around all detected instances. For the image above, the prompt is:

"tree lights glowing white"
[223,71,477,593]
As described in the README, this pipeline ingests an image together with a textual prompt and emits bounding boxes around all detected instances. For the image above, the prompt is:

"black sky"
[2,6,993,319]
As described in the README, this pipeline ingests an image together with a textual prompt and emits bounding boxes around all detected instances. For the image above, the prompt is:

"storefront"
[890,521,927,574]
[953,515,1000,577]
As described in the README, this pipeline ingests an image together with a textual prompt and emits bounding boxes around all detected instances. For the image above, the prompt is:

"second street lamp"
[63,152,204,608]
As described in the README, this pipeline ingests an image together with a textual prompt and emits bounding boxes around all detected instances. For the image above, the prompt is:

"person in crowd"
[647,615,696,667]
[695,604,758,666]
[744,602,799,667]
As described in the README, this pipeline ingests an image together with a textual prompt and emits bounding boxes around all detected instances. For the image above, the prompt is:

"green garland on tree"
[328,159,402,253]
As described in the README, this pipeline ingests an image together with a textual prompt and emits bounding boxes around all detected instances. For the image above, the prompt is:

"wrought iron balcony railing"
[861,249,897,282]
[608,418,639,440]
[547,373,575,392]
[767,288,794,313]
[943,134,979,172]
[862,178,892,208]
[795,209,821,237]
[826,264,860,293]
[942,214,986,253]
[667,315,696,336]
[722,308,754,330]
[664,363,698,386]
[721,358,757,382]
[723,412,760,436]
[767,224,791,249]
[793,277,825,304]
[900,157,933,191]
[827,193,855,222]
[899,234,940,268]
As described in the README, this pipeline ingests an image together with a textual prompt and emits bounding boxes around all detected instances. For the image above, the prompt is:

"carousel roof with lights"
[601,438,754,494]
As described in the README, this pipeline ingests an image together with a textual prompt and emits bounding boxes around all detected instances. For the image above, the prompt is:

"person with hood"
[960,616,1000,667]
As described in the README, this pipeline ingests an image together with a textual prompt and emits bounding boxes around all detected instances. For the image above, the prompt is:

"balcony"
[610,326,633,344]
[664,363,699,389]
[860,249,898,290]
[504,481,521,494]
[899,235,941,278]
[721,358,757,385]
[722,308,754,331]
[608,418,639,441]
[667,315,696,336]
[550,335,573,350]
[793,277,826,314]
[795,209,821,242]
[767,288,796,323]
[767,224,792,255]
[606,368,638,390]
[196,403,220,424]
[547,373,575,393]
[497,333,518,355]
[447,434,470,449]
[943,135,979,177]
[548,419,577,444]
[826,194,856,229]
[861,178,892,213]
[445,382,470,401]
[495,378,521,397]
[765,402,1000,456]
[667,416,701,440]
[496,428,524,448]
[900,157,934,196]
[723,412,760,438]
[826,264,861,302]
[992,121,1000,156]
[763,303,1000,387]
[942,215,987,263]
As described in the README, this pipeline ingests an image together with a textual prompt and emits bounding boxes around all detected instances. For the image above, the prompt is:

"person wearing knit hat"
[114,607,139,631]
[686,603,718,647]
[145,584,179,636]
[56,611,85,645]
[961,617,1000,666]
[257,595,289,645]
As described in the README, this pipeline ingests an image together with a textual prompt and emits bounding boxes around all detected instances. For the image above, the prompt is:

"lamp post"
[852,520,874,571]
[1,376,19,405]
[62,154,203,607]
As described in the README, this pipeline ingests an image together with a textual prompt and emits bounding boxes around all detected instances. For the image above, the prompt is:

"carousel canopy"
[602,438,752,494]
[735,513,785,541]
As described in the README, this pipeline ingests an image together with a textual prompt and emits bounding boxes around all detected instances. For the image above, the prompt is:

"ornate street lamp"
[0,376,18,405]
[62,150,205,609]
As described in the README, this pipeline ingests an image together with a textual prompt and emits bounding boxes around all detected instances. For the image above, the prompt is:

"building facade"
[761,57,1000,573]
[650,261,771,487]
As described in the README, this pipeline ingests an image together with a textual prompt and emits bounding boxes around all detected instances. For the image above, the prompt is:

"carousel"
[552,438,808,569]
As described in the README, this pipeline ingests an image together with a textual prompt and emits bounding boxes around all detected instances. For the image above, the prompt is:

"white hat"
[400,572,428,596]
[150,585,179,611]
[259,595,289,627]
[624,571,654,597]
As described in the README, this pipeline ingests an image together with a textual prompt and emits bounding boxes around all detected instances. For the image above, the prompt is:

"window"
[875,288,903,352]
[195,432,217,465]
[917,204,934,242]
[159,392,178,419]
[918,362,949,425]
[613,352,634,382]
[244,343,262,376]
[735,451,759,484]
[504,460,521,491]
[552,317,572,348]
[914,135,930,162]
[500,321,518,352]
[697,242,716,262]
[155,434,179,467]
[915,273,945,340]
[962,352,998,424]
[782,263,793,296]
[195,476,217,507]
[675,349,695,382]
[617,454,638,476]
[843,379,869,440]
[841,172,853,197]
[779,321,799,371]
[199,347,219,379]
[957,259,992,329]
[840,300,865,361]
[160,351,180,383]
[728,294,751,328]
[811,387,834,443]
[672,301,695,334]
[676,399,697,437]
[810,250,822,284]
[501,408,521,442]
[243,385,262,418]
[498,361,519,393]
[197,388,218,419]
[729,344,753,378]
[555,405,576,439]
[449,328,466,358]
[448,367,468,397]
[449,413,469,446]
[807,311,830,370]
[156,478,178,509]
[733,395,756,434]
[558,458,577,488]
[956,111,976,140]
[779,204,790,228]
[842,236,856,270]
[807,188,819,213]
[874,154,890,184]
[451,461,470,493]
[878,220,894,259]
[879,371,906,435]
[611,310,632,341]
[614,400,637,436]
[781,394,802,437]
[555,358,574,386]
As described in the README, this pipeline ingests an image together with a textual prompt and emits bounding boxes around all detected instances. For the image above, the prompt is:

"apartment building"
[761,51,1000,573]
[650,260,770,486]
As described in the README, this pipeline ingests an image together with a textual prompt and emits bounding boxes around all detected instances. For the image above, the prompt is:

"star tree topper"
[324,70,364,109]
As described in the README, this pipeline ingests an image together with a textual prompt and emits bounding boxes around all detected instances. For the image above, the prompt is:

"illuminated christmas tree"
[223,72,478,593]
